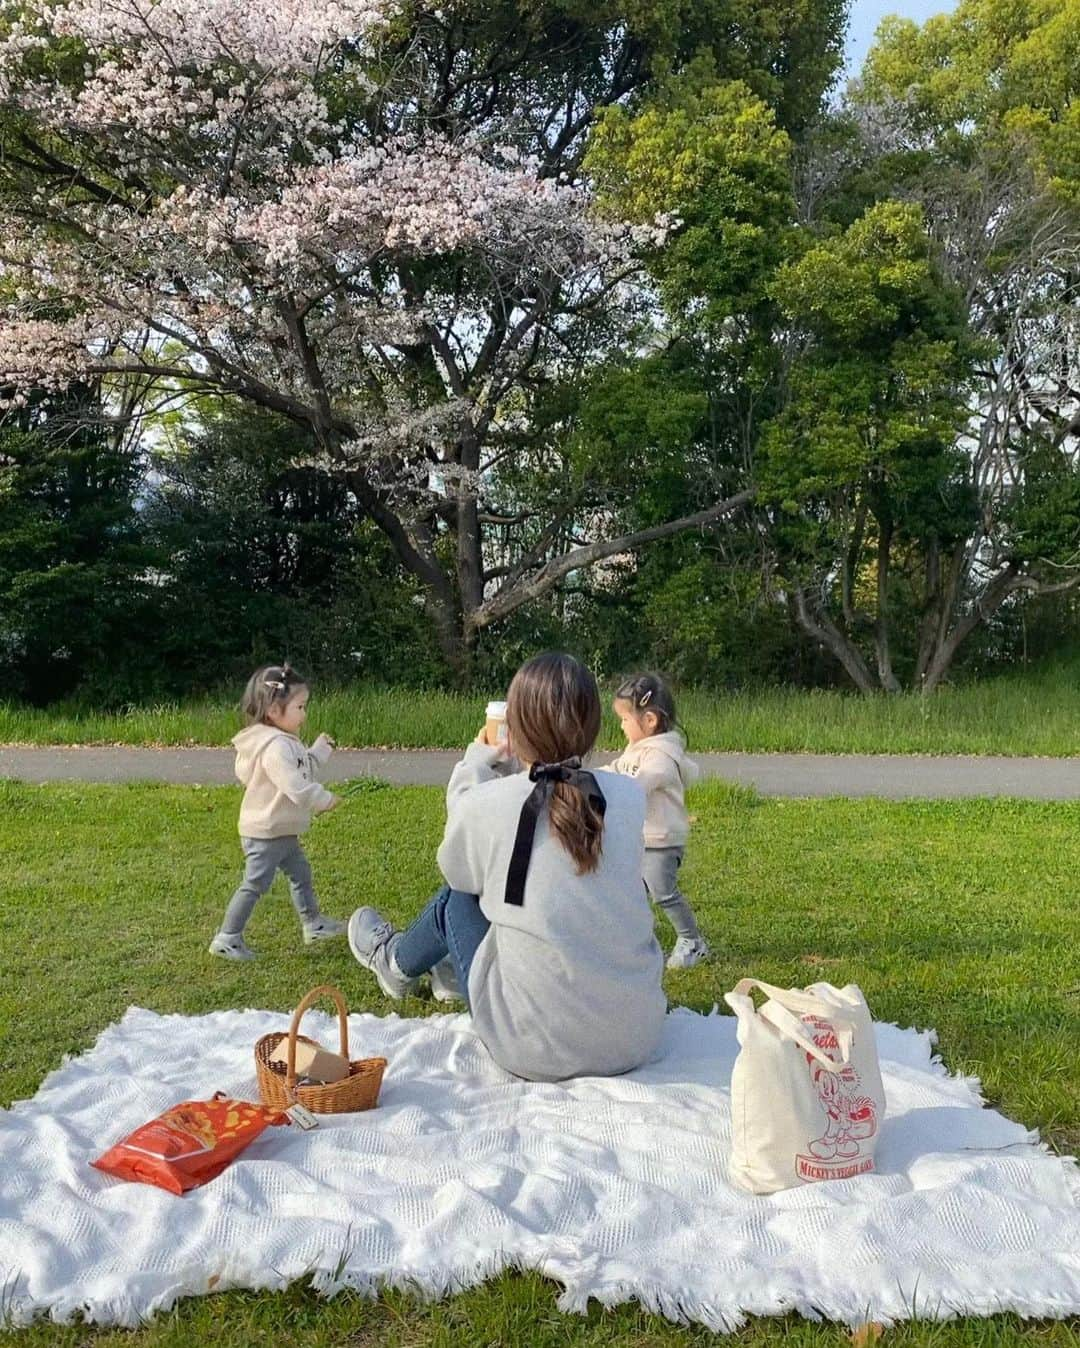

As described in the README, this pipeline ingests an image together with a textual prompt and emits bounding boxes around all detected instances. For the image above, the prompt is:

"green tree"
[583,69,797,571]
[585,70,845,684]
[0,0,843,679]
[587,2,1080,694]
[144,404,447,689]
[758,200,980,692]
[842,0,1080,689]
[0,389,160,703]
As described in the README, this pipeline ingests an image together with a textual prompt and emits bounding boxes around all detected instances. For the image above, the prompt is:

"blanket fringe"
[7,1249,1080,1333]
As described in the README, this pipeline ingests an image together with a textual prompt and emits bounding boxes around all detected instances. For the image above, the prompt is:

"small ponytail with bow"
[240,661,308,725]
[614,672,679,738]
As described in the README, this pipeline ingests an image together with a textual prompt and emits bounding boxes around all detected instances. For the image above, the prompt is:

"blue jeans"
[393,885,490,1009]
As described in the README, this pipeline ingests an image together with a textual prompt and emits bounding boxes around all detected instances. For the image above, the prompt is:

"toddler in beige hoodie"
[604,673,708,969]
[209,664,345,961]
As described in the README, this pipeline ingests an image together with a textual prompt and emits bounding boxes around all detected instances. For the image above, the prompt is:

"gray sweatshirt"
[436,742,667,1083]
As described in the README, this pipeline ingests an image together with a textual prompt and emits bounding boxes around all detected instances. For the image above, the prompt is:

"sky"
[844,0,957,74]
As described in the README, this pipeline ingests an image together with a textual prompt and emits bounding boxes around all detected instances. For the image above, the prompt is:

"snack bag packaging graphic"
[722,979,886,1195]
[92,1093,289,1194]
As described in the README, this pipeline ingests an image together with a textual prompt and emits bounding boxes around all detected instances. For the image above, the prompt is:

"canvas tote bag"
[723,979,886,1194]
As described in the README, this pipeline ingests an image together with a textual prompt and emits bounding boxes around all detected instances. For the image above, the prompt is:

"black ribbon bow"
[504,757,606,907]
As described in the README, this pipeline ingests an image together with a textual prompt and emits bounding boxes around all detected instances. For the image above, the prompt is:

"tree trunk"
[427,595,475,684]
[842,496,868,630]
[873,518,901,693]
[791,585,878,693]
[343,467,473,681]
[920,561,1021,693]
[913,536,942,687]
[456,424,485,618]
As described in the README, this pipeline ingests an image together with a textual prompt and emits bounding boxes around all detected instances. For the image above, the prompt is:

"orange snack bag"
[92,1092,289,1195]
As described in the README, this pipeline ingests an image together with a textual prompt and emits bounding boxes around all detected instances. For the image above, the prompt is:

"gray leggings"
[220,836,320,935]
[642,846,702,942]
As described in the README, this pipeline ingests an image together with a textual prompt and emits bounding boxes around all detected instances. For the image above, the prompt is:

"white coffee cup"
[485,700,508,745]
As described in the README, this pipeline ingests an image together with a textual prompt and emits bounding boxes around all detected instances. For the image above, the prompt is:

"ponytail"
[550,778,605,875]
[614,671,682,742]
[505,653,605,877]
[505,758,606,905]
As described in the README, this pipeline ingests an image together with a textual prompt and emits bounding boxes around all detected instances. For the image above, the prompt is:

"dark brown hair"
[241,663,308,726]
[614,671,678,737]
[506,652,604,874]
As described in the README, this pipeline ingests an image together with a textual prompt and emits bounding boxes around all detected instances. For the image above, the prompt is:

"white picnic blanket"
[1,1005,1078,1331]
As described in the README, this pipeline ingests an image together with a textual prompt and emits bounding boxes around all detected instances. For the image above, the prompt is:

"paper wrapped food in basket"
[255,983,386,1114]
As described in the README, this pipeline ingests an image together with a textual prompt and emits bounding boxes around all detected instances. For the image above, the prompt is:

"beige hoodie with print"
[233,723,335,838]
[604,730,700,847]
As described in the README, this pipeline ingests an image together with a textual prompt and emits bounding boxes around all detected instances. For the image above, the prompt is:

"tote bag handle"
[731,978,854,1071]
[732,977,840,1013]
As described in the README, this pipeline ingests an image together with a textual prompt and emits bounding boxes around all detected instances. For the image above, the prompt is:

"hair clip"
[638,688,653,706]
[264,678,285,692]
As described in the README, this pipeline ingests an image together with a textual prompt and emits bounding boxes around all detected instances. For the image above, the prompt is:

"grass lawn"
[3,654,1080,756]
[1,779,1078,1346]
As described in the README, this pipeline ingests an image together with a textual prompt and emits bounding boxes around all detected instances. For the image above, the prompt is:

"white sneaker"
[667,937,710,970]
[347,907,419,999]
[430,958,462,1003]
[302,916,347,944]
[209,932,258,961]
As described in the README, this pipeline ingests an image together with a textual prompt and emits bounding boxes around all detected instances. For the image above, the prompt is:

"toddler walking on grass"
[606,673,709,969]
[209,663,345,961]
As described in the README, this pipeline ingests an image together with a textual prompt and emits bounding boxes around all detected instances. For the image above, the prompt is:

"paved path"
[3,745,1080,798]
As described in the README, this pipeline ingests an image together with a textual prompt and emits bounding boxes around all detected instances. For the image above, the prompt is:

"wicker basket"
[255,983,386,1114]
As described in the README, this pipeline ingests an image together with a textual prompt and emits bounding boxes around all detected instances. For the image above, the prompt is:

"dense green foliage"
[143,404,446,691]
[0,393,161,703]
[585,0,1080,693]
[2,0,1080,704]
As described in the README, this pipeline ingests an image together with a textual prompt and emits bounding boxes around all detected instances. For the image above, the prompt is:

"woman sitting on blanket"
[347,651,667,1082]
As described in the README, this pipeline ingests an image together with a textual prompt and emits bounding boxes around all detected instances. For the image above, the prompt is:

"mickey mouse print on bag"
[723,979,886,1195]
[796,1012,879,1182]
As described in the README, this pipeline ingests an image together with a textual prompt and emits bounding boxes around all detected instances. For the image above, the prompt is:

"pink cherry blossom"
[0,319,94,406]
[49,0,388,75]
[0,0,666,485]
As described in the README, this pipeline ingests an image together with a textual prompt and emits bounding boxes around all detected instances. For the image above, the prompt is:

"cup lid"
[485,700,507,717]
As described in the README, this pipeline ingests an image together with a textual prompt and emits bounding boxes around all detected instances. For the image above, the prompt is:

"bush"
[0,399,163,704]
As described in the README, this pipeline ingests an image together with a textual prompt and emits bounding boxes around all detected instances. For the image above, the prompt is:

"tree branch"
[471,490,754,632]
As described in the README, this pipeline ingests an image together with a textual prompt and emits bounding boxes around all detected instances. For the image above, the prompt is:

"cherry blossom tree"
[0,0,764,671]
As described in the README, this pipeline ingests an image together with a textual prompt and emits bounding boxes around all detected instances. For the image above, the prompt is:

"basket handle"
[285,983,350,1087]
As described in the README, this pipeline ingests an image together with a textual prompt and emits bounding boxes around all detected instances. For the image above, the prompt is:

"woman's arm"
[438,753,497,893]
[436,802,486,895]
[438,735,521,893]
[445,738,518,807]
